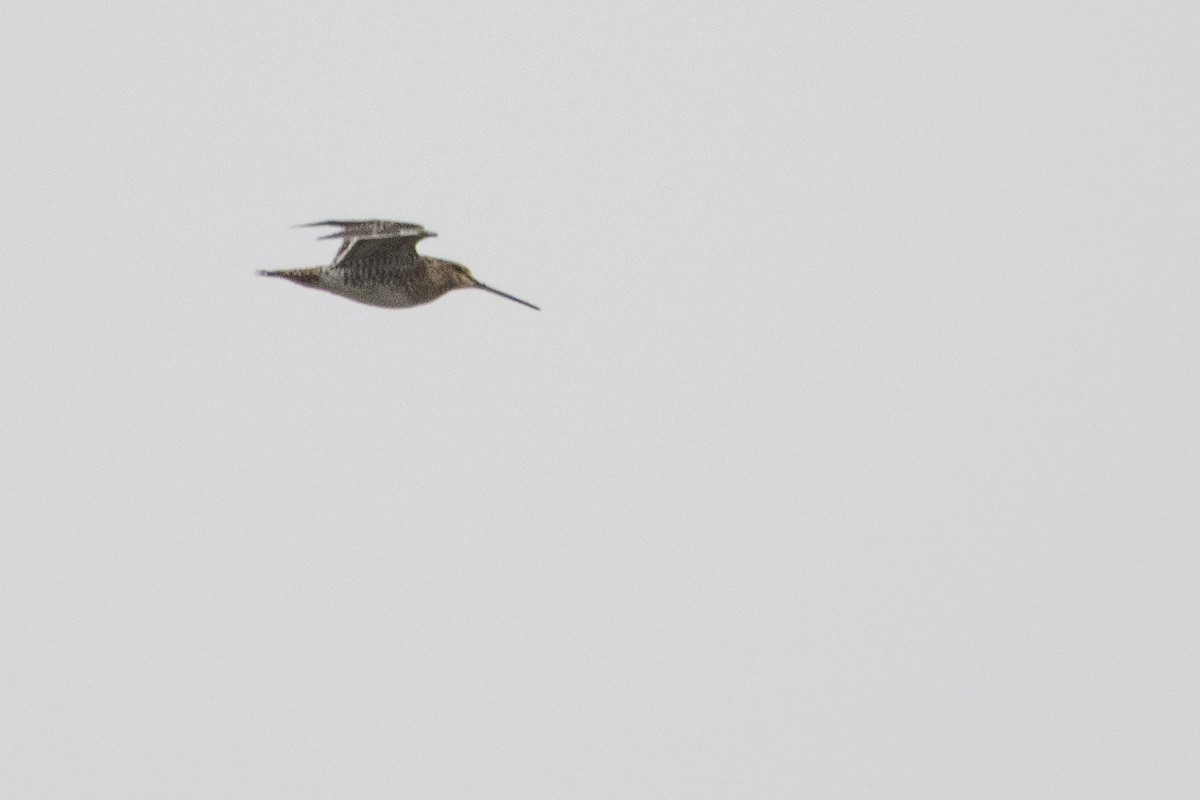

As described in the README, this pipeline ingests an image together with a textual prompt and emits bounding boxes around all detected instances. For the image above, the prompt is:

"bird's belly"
[320,276,427,308]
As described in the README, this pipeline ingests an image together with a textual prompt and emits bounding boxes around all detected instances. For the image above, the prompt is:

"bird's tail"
[258,267,323,287]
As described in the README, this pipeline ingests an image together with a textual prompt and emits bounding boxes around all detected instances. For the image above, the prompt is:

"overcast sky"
[2,1,1197,797]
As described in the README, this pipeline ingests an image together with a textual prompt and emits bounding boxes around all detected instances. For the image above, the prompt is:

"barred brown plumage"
[258,219,539,311]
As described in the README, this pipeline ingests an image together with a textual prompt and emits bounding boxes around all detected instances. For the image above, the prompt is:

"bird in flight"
[259,220,539,310]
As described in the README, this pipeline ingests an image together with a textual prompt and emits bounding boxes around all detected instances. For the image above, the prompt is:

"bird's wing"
[298,220,436,268]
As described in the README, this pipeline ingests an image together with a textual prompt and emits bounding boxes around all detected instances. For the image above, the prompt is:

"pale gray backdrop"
[2,1,1197,797]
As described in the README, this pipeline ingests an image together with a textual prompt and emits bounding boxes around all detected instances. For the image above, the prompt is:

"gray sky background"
[2,1,1197,797]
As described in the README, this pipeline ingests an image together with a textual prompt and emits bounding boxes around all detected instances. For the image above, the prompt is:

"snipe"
[259,220,539,310]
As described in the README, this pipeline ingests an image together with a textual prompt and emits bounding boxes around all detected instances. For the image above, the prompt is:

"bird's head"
[442,260,478,289]
[437,259,540,310]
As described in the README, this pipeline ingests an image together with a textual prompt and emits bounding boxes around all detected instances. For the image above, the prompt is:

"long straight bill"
[476,282,540,311]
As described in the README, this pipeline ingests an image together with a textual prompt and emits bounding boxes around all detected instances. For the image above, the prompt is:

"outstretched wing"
[298,220,436,268]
